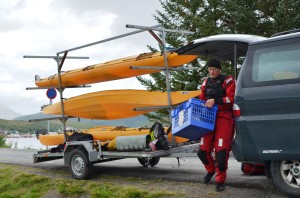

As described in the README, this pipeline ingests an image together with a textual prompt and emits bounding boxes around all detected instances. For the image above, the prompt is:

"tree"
[138,0,300,124]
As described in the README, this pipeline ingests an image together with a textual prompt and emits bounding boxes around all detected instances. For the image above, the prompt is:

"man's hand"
[205,99,215,108]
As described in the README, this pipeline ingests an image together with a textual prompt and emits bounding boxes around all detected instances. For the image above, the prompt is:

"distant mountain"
[14,112,150,128]
[0,105,23,120]
[14,112,57,121]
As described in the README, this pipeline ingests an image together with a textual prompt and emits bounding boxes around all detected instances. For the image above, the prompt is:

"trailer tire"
[271,160,300,197]
[137,157,160,167]
[69,149,93,179]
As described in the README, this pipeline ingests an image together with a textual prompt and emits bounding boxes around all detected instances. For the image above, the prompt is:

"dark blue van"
[176,31,300,196]
[232,30,300,197]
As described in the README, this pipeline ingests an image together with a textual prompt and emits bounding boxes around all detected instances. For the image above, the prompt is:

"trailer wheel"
[137,157,160,168]
[271,160,300,197]
[69,149,93,179]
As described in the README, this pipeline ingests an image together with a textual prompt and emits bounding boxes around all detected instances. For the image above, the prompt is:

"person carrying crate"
[197,58,236,192]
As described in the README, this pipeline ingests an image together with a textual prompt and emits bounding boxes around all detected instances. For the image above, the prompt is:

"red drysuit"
[198,74,236,183]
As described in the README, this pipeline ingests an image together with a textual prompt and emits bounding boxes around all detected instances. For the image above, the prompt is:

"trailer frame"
[26,24,199,179]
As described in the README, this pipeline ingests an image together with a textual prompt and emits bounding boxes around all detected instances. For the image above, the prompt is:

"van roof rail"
[271,28,300,37]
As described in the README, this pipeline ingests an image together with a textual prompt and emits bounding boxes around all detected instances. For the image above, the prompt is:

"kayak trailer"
[34,140,199,179]
[26,24,200,179]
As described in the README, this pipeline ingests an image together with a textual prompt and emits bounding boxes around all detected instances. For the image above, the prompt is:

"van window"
[252,43,300,82]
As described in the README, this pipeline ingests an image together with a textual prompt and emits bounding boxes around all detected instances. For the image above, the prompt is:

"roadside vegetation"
[0,119,96,134]
[0,115,149,134]
[0,164,181,198]
[0,136,10,148]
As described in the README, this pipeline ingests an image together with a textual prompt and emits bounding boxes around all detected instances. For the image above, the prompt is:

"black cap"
[206,58,221,69]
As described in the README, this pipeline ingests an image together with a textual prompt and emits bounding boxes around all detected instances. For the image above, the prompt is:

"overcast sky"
[0,0,163,115]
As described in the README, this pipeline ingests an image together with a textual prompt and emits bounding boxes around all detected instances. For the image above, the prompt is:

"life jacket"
[205,74,228,99]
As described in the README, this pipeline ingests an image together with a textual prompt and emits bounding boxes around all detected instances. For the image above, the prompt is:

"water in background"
[5,138,49,150]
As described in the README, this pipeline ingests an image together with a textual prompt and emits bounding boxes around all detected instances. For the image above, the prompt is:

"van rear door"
[175,34,266,79]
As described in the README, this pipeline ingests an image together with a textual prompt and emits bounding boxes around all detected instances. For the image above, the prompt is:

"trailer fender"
[64,141,101,165]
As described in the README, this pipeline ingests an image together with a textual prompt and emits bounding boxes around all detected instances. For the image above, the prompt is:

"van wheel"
[137,157,160,167]
[69,149,93,179]
[270,160,300,197]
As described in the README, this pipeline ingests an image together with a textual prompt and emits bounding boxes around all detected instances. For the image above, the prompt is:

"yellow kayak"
[43,89,201,120]
[35,52,197,87]
[39,126,188,146]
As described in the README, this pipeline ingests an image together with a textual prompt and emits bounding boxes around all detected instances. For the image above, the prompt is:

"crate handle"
[171,101,192,117]
[177,102,190,112]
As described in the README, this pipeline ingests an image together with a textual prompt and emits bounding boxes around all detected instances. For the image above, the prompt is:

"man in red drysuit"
[197,58,236,192]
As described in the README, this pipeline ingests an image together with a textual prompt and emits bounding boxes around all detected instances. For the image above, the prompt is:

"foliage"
[138,0,300,124]
[0,136,10,148]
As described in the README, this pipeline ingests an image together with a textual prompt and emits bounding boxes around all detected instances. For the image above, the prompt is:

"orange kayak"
[38,126,188,146]
[35,52,197,87]
[43,89,201,120]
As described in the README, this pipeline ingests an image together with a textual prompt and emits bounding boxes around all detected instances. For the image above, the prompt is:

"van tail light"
[233,103,241,117]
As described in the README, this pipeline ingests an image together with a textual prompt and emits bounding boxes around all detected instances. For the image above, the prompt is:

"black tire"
[69,149,93,179]
[270,160,300,197]
[137,157,160,167]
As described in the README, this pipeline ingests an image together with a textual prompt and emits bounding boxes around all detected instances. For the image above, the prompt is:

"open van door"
[175,34,266,79]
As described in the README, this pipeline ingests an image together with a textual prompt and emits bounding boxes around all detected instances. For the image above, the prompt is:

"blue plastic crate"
[171,98,218,140]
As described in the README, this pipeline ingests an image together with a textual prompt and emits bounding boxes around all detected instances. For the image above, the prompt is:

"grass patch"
[90,184,176,198]
[126,177,143,181]
[0,167,51,198]
[56,180,178,198]
[0,164,184,198]
[90,184,116,198]
[56,179,88,195]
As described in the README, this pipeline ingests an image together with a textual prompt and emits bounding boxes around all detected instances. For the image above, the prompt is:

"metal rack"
[25,24,193,142]
[26,25,204,178]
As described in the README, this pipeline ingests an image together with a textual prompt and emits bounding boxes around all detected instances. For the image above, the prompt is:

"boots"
[215,183,225,192]
[203,173,225,192]
[202,172,215,184]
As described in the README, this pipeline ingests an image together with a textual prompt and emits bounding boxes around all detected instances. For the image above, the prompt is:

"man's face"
[208,67,221,78]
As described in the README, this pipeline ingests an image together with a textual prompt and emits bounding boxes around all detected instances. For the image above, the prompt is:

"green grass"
[56,179,177,198]
[0,167,51,198]
[0,164,181,198]
[56,179,89,195]
[0,136,10,148]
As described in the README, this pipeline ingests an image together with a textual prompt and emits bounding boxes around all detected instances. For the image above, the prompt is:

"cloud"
[0,0,162,115]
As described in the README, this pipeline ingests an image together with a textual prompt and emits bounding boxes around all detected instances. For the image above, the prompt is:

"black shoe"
[215,183,225,192]
[203,172,215,184]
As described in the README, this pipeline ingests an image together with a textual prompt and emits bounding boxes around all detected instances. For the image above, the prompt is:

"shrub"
[0,135,9,148]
